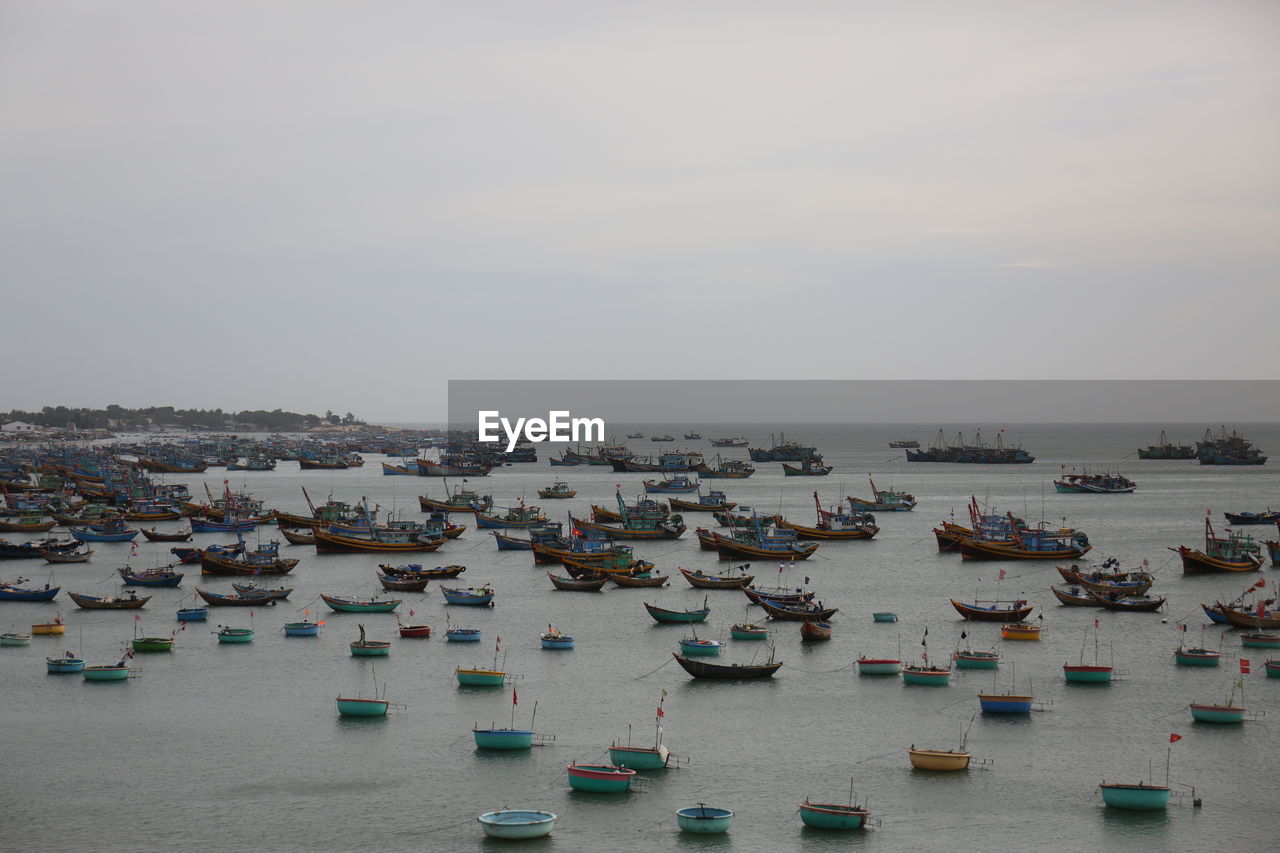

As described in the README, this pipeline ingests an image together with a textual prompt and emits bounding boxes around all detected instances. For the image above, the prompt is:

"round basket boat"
[676,804,733,834]
[477,809,556,839]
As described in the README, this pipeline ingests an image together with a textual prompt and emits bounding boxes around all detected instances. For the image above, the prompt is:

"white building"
[1,421,38,433]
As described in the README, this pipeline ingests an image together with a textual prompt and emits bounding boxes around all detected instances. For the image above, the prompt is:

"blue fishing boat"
[541,627,575,649]
[0,580,59,602]
[676,805,733,835]
[46,655,85,673]
[70,521,139,542]
[189,514,258,533]
[678,636,721,656]
[473,728,535,749]
[477,810,556,840]
[643,475,700,494]
[440,585,495,606]
[117,567,184,587]
[176,607,209,622]
[283,621,323,637]
[979,692,1033,713]
[446,627,482,642]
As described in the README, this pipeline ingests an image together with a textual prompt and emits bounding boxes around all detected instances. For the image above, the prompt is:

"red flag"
[512,688,518,706]
[656,705,665,717]
[998,569,1006,580]
[1240,659,1251,674]
[134,613,140,621]
[1260,601,1267,618]
[1169,733,1182,743]
[1094,618,1100,629]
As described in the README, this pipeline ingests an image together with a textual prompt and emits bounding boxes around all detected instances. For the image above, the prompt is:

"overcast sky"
[3,2,1277,421]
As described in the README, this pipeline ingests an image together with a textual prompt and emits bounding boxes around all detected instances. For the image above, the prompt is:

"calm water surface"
[3,423,1278,851]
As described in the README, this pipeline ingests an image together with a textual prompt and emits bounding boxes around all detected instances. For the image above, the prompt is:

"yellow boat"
[908,746,971,771]
[1001,622,1042,641]
[31,616,66,636]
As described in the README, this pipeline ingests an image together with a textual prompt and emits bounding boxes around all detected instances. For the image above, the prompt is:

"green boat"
[1241,633,1280,649]
[676,805,733,834]
[952,650,1000,670]
[1063,665,1113,683]
[799,791,870,830]
[321,594,401,613]
[1189,702,1245,723]
[83,664,130,681]
[566,763,636,792]
[336,697,389,717]
[131,636,173,653]
[349,624,391,656]
[0,632,32,647]
[456,667,505,686]
[216,627,255,644]
[729,622,769,641]
[1098,783,1171,811]
[644,600,710,624]
[473,728,534,749]
[1174,646,1220,666]
[901,663,950,685]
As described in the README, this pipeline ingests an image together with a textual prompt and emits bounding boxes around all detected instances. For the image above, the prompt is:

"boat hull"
[336,697,389,717]
[953,652,1000,670]
[676,807,733,834]
[46,657,86,673]
[217,629,255,644]
[477,810,556,840]
[1063,665,1114,683]
[1174,649,1220,667]
[473,729,534,749]
[979,693,1033,713]
[456,668,505,686]
[857,658,901,675]
[566,764,636,792]
[83,665,130,681]
[283,622,322,637]
[1189,703,1245,723]
[1099,784,1171,811]
[908,749,971,771]
[798,803,868,830]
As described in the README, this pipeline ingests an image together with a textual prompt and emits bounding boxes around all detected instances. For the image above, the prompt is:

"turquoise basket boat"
[1174,647,1220,667]
[872,612,897,623]
[473,728,534,750]
[446,628,482,643]
[676,805,733,834]
[729,623,768,641]
[566,763,636,792]
[678,638,721,656]
[1,632,32,647]
[83,665,130,681]
[798,801,869,830]
[857,657,901,675]
[477,810,556,840]
[1190,703,1245,724]
[283,621,322,637]
[217,627,254,644]
[1241,633,1280,649]
[1063,664,1113,683]
[456,667,505,686]
[46,657,85,673]
[979,693,1033,713]
[901,665,950,686]
[608,743,669,771]
[336,697,389,717]
[1266,660,1280,678]
[350,641,391,656]
[1098,783,1171,811]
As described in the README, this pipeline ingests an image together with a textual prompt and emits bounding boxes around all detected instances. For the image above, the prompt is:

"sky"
[2,1,1277,422]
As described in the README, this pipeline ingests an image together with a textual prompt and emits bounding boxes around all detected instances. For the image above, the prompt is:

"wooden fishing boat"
[0,514,56,533]
[441,586,495,606]
[200,550,297,576]
[1088,591,1167,612]
[703,527,819,561]
[608,571,669,588]
[953,650,1000,669]
[1137,429,1195,459]
[475,505,549,529]
[1051,585,1102,607]
[730,622,769,640]
[1001,622,1042,641]
[774,501,878,540]
[566,763,636,792]
[667,491,736,512]
[800,620,832,641]
[678,566,754,589]
[418,485,493,514]
[312,525,444,554]
[380,462,416,476]
[645,601,710,624]
[693,456,755,479]
[1241,633,1280,649]
[117,567,184,587]
[570,513,686,540]
[908,746,971,771]
[41,548,93,564]
[1098,783,1171,811]
[298,456,349,470]
[230,583,291,601]
[417,458,492,477]
[1224,509,1280,525]
[856,656,903,675]
[1216,603,1280,630]
[0,581,60,601]
[140,527,192,542]
[548,572,607,591]
[643,475,700,494]
[379,563,466,580]
[68,591,149,609]
[477,810,556,840]
[782,459,833,476]
[377,573,430,592]
[321,594,402,613]
[537,482,577,499]
[1053,470,1137,494]
[69,523,139,543]
[848,477,916,512]
[742,586,812,606]
[672,651,782,679]
[592,499,669,523]
[958,531,1090,561]
[279,526,315,545]
[676,805,733,835]
[195,587,276,607]
[189,515,259,533]
[950,599,1035,622]
[889,439,920,448]
[1174,517,1262,574]
[757,598,838,622]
